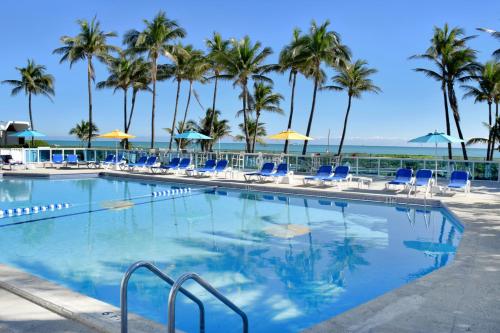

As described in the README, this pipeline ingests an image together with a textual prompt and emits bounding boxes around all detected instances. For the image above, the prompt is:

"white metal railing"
[2,147,499,181]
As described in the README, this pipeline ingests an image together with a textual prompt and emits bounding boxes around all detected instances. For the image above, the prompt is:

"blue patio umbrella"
[409,131,464,182]
[10,130,46,147]
[174,130,212,140]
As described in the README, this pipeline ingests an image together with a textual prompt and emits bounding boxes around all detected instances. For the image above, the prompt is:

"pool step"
[120,261,248,333]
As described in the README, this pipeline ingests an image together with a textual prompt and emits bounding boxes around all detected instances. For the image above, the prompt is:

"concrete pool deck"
[1,168,499,332]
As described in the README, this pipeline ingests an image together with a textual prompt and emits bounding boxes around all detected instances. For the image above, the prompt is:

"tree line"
[2,13,499,159]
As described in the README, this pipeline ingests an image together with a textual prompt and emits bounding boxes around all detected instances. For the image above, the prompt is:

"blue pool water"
[0,176,462,333]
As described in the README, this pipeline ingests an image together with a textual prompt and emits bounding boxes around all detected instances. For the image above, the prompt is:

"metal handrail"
[167,272,249,333]
[120,261,205,333]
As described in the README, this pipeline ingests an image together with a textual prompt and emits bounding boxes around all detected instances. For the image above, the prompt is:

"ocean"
[45,140,495,159]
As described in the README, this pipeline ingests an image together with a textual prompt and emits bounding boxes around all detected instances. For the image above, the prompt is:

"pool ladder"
[120,261,248,333]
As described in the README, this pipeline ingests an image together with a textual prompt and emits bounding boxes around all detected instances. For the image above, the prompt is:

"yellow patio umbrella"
[96,130,136,162]
[268,129,314,141]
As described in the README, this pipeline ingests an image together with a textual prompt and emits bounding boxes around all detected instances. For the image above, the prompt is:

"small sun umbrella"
[174,130,212,140]
[408,131,464,183]
[10,130,46,148]
[268,129,314,141]
[96,130,136,163]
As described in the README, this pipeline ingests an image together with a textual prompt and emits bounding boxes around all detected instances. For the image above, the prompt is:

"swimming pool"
[0,176,462,333]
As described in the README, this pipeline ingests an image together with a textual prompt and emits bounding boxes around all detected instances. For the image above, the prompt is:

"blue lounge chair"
[99,154,116,168]
[303,165,334,184]
[447,171,471,194]
[385,168,414,190]
[409,169,434,196]
[244,162,275,182]
[198,159,230,177]
[322,166,352,187]
[131,156,157,172]
[127,156,148,170]
[190,159,216,176]
[151,157,181,174]
[166,157,191,174]
[43,154,64,168]
[65,154,78,166]
[260,163,289,183]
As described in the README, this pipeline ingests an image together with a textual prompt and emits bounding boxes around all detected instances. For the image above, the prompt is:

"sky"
[0,0,499,145]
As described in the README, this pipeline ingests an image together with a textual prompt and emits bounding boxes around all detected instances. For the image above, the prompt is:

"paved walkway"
[0,288,97,333]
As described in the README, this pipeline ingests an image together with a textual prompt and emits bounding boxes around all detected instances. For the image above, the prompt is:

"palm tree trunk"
[209,75,219,143]
[446,82,468,160]
[252,112,261,153]
[487,102,493,160]
[337,94,352,156]
[242,83,251,152]
[126,89,137,134]
[284,70,297,154]
[87,57,93,148]
[168,79,182,151]
[441,82,453,159]
[150,57,157,149]
[492,102,499,160]
[28,92,34,146]
[123,88,128,149]
[178,81,193,151]
[302,77,319,155]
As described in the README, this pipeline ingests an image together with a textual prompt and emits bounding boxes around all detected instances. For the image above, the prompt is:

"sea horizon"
[45,139,495,159]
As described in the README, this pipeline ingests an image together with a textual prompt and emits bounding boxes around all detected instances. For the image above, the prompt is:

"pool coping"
[1,171,497,332]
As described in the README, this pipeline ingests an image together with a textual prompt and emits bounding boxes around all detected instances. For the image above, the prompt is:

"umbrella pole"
[435,142,438,185]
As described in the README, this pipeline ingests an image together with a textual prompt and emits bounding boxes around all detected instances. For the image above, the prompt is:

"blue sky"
[0,0,499,145]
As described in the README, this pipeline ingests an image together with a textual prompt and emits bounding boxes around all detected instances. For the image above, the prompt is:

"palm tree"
[445,47,478,160]
[412,24,477,160]
[127,57,151,138]
[241,82,284,152]
[298,20,351,155]
[220,36,274,152]
[279,28,307,154]
[187,108,231,151]
[96,53,133,147]
[235,117,267,147]
[123,11,186,148]
[322,60,381,155]
[157,43,192,150]
[54,17,118,148]
[179,48,209,139]
[462,61,500,160]
[206,32,230,140]
[69,120,99,146]
[2,59,55,143]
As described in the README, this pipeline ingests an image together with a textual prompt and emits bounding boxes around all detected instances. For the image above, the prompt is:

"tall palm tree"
[179,48,209,136]
[187,108,231,151]
[412,24,476,160]
[96,53,134,147]
[279,28,308,154]
[220,36,274,152]
[127,57,151,137]
[242,82,284,152]
[123,11,186,148]
[462,61,500,160]
[322,60,381,155]
[54,17,118,148]
[157,43,192,150]
[298,20,351,155]
[69,120,99,146]
[206,32,230,140]
[2,59,55,141]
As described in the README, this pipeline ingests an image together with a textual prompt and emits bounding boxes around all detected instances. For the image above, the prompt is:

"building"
[0,121,30,146]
